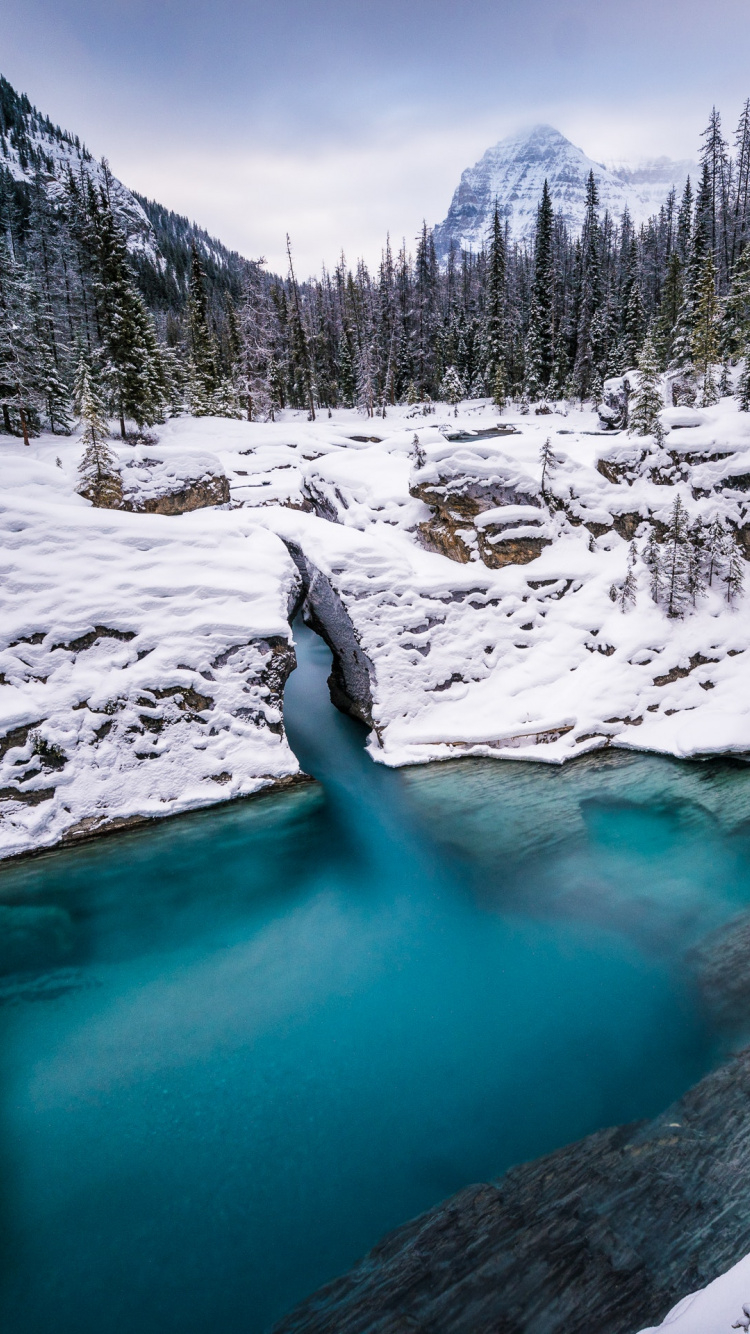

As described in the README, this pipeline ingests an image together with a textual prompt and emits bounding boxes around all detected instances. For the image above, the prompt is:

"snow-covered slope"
[638,1253,750,1333]
[0,76,158,261]
[0,442,303,859]
[432,124,693,255]
[3,387,750,862]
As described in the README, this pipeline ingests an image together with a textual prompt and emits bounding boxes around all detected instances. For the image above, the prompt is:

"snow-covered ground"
[0,441,302,859]
[637,1253,750,1333]
[3,390,750,862]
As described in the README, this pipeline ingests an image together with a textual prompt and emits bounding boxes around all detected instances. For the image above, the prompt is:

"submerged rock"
[272,1048,750,1334]
[0,904,75,974]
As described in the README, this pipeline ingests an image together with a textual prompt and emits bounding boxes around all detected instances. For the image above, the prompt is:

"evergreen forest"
[2,72,750,438]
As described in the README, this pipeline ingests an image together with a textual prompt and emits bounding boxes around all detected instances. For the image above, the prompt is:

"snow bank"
[0,470,301,859]
[4,392,750,863]
[638,1253,750,1333]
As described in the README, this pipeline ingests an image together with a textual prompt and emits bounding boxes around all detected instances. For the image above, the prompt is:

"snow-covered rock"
[0,463,302,859]
[4,393,750,860]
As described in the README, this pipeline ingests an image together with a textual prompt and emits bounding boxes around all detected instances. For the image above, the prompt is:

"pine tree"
[621,236,645,368]
[75,357,122,507]
[484,207,506,389]
[572,172,602,401]
[186,244,219,414]
[662,494,691,617]
[525,180,555,396]
[286,236,316,419]
[91,189,167,435]
[440,364,464,413]
[629,330,664,438]
[643,529,663,604]
[618,542,637,610]
[691,250,721,404]
[654,251,683,367]
[737,351,750,412]
[539,436,555,498]
[492,362,506,407]
[0,239,44,443]
[704,515,726,585]
[723,529,745,603]
[731,99,750,265]
[686,519,707,606]
[722,242,750,358]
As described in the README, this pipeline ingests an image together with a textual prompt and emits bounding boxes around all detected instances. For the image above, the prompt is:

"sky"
[3,0,750,276]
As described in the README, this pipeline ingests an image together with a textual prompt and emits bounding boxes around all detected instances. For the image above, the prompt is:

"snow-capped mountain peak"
[433,124,694,257]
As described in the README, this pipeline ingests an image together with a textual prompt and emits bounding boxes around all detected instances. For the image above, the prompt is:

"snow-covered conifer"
[618,543,638,611]
[704,515,726,585]
[643,530,663,605]
[722,529,745,603]
[629,330,664,438]
[737,352,750,412]
[662,494,692,617]
[539,436,556,498]
[691,251,721,406]
[75,357,122,507]
[186,245,219,415]
[440,365,464,414]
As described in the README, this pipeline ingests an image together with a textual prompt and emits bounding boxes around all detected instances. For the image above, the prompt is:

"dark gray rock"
[284,541,375,727]
[273,1048,750,1334]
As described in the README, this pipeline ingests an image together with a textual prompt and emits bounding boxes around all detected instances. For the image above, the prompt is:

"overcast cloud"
[3,0,750,274]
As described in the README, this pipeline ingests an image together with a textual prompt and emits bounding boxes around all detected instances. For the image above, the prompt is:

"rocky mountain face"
[0,75,252,314]
[432,124,693,258]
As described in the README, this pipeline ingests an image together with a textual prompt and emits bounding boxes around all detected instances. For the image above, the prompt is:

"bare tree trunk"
[19,404,30,447]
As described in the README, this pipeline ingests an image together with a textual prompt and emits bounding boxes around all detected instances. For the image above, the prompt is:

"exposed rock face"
[284,540,375,727]
[411,445,551,569]
[273,1047,750,1334]
[688,909,750,1028]
[122,473,230,514]
[432,124,693,256]
[119,452,230,514]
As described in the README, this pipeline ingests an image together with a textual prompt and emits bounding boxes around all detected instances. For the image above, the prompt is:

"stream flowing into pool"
[2,621,750,1333]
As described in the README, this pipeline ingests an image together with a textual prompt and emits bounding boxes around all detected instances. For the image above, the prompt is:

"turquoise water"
[1,622,750,1332]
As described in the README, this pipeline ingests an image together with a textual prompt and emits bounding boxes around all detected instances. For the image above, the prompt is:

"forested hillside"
[1,73,750,441]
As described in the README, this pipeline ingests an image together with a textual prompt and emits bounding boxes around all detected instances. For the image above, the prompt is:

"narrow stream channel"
[0,620,749,1333]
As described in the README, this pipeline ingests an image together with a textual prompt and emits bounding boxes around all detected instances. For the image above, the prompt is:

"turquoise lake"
[2,621,750,1332]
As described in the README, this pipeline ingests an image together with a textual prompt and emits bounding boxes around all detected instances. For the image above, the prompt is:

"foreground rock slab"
[273,1047,750,1334]
[0,488,301,859]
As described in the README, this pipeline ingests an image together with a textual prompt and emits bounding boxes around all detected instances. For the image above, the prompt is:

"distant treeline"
[1,75,749,438]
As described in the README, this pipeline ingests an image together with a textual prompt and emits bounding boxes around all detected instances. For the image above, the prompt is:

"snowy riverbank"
[3,390,750,861]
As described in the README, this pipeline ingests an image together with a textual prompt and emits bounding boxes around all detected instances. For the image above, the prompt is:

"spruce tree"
[629,330,664,438]
[662,494,691,617]
[655,251,684,367]
[186,244,219,414]
[643,529,663,604]
[618,542,637,610]
[737,350,750,412]
[484,207,506,390]
[0,239,44,443]
[92,190,167,435]
[539,436,556,498]
[686,520,706,606]
[525,180,555,395]
[705,515,726,585]
[572,172,602,401]
[722,242,750,358]
[75,357,122,507]
[439,365,464,414]
[285,236,316,419]
[723,529,745,603]
[691,250,721,404]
